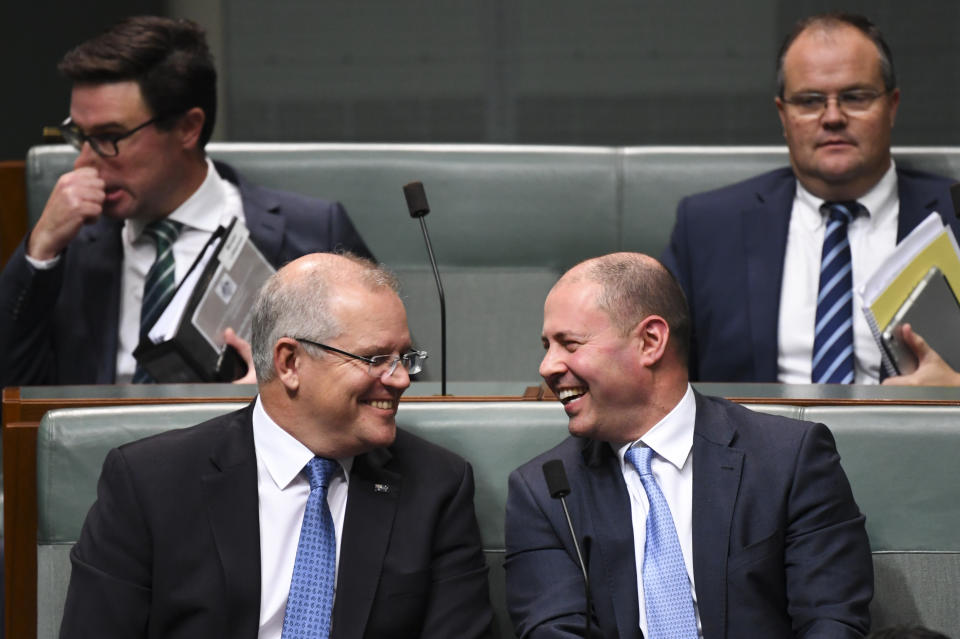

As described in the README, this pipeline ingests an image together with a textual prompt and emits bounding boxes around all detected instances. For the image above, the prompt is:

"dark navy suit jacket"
[505,392,873,639]
[0,161,373,386]
[661,167,960,382]
[59,404,494,639]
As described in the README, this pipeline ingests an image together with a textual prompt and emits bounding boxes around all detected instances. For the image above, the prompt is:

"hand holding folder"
[882,323,960,386]
[860,212,960,378]
[133,218,276,382]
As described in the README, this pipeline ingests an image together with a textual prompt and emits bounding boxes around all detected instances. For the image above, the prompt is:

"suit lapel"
[331,447,400,639]
[742,173,795,381]
[76,219,123,382]
[201,407,262,638]
[581,441,643,639]
[214,161,286,264]
[895,170,948,242]
[690,393,743,639]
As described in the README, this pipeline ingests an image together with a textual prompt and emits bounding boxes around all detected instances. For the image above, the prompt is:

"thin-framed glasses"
[57,115,164,157]
[293,337,427,377]
[781,89,890,118]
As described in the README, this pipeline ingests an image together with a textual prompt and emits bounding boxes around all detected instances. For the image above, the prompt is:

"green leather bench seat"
[36,401,960,637]
[25,144,960,385]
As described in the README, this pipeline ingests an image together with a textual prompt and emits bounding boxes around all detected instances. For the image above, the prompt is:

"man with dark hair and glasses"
[0,15,373,386]
[60,252,495,638]
[663,12,960,386]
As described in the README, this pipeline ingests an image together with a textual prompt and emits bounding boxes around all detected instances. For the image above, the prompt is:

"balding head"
[540,252,691,441]
[775,12,895,98]
[250,253,400,382]
[559,252,691,363]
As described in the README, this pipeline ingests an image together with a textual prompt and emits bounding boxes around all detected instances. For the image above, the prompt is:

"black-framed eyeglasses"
[57,115,164,158]
[292,337,427,377]
[781,89,890,118]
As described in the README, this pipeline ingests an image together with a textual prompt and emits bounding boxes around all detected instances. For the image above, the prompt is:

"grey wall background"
[3,0,959,161]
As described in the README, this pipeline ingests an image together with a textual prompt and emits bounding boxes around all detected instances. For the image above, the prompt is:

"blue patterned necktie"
[132,218,184,383]
[281,457,339,639]
[812,201,862,384]
[625,445,698,639]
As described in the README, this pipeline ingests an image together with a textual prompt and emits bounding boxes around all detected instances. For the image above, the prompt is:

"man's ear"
[274,338,301,392]
[177,107,205,150]
[775,96,789,139]
[633,315,670,368]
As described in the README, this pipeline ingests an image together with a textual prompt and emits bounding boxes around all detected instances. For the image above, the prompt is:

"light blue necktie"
[132,218,184,383]
[281,457,339,639]
[812,201,861,384]
[626,445,698,639]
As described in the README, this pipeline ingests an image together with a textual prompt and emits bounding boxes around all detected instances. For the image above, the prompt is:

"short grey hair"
[250,253,400,382]
[579,253,691,362]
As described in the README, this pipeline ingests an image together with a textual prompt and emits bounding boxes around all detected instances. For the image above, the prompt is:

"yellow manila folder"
[860,212,960,375]
[868,230,960,330]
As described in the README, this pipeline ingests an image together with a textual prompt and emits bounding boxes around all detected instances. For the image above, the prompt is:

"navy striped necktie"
[132,218,184,383]
[812,201,863,384]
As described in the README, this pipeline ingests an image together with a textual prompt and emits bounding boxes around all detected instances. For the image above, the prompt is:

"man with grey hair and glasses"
[663,11,960,386]
[60,252,495,638]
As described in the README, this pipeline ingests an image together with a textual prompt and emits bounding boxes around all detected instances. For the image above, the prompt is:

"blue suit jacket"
[661,167,960,382]
[505,392,873,639]
[0,161,373,386]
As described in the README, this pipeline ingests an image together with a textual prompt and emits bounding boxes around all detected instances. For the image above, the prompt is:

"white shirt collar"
[794,160,898,232]
[252,396,352,491]
[126,157,231,242]
[617,383,696,472]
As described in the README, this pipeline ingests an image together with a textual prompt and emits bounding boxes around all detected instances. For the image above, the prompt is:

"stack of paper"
[859,212,960,376]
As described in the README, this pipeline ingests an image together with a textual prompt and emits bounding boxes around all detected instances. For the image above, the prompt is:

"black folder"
[133,218,275,382]
[880,266,960,375]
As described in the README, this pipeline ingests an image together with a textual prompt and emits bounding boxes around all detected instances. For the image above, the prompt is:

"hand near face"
[882,323,960,386]
[28,167,105,261]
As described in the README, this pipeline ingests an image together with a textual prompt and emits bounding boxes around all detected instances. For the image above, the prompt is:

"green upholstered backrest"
[36,400,960,637]
[29,144,960,261]
[26,144,620,270]
[24,145,960,385]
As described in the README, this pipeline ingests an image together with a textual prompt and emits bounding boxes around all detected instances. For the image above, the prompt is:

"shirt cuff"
[25,252,62,270]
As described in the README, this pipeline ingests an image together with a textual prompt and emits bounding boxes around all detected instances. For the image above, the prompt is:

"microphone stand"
[543,460,593,637]
[403,181,447,395]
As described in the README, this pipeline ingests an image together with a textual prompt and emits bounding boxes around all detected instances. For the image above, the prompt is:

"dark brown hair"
[59,16,217,148]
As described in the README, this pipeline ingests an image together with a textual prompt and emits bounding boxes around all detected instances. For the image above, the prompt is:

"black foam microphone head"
[403,181,430,218]
[542,459,571,499]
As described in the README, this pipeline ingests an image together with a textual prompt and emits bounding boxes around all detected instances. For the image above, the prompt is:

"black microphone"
[403,181,447,396]
[950,182,960,219]
[542,459,593,637]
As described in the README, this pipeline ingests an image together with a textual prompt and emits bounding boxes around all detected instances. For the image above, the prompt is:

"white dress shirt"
[253,396,352,639]
[777,162,899,384]
[114,158,244,381]
[617,383,701,638]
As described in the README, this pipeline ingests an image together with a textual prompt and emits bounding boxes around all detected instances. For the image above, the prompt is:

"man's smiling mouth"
[557,387,587,404]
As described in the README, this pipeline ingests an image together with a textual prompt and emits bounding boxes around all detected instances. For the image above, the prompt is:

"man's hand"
[224,327,257,384]
[882,323,960,386]
[28,167,105,260]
